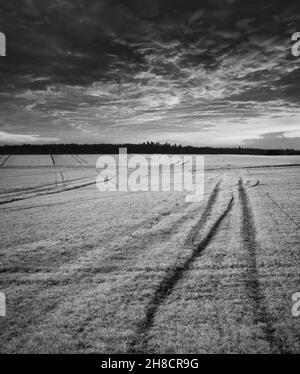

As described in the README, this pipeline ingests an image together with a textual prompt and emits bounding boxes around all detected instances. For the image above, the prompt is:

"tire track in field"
[62,182,223,279]
[250,180,260,188]
[60,171,66,187]
[265,192,299,230]
[0,173,119,206]
[0,175,93,197]
[0,187,218,346]
[185,181,220,246]
[0,155,11,167]
[0,180,96,206]
[71,155,82,165]
[126,182,222,264]
[0,184,223,350]
[130,194,234,353]
[74,154,88,164]
[238,179,283,353]
[206,164,300,172]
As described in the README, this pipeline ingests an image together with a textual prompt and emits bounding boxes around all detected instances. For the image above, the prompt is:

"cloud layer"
[0,0,300,147]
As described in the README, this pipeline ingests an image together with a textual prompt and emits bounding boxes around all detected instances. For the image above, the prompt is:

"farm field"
[0,154,299,353]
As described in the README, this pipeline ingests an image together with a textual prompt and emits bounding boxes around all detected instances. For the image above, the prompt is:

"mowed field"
[0,154,299,353]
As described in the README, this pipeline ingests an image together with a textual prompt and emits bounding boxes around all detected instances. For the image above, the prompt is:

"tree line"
[0,142,299,155]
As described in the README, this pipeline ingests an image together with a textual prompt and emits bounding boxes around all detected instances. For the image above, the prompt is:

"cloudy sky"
[0,0,300,148]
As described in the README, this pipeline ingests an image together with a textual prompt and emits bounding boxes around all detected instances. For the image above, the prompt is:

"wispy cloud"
[0,131,59,144]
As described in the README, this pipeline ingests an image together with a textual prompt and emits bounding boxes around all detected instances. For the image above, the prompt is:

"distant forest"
[0,142,299,155]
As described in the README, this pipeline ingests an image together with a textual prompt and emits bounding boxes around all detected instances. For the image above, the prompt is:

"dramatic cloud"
[0,0,300,147]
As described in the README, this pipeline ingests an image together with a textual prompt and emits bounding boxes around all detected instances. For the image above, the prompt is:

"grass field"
[0,154,299,353]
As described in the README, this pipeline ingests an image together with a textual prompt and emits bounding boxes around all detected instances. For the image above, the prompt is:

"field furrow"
[130,189,233,352]
[238,179,281,353]
[0,155,299,353]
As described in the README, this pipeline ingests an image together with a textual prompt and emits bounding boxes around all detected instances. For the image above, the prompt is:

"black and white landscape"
[0,0,299,354]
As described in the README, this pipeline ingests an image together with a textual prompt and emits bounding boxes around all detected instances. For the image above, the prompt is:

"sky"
[0,0,300,148]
